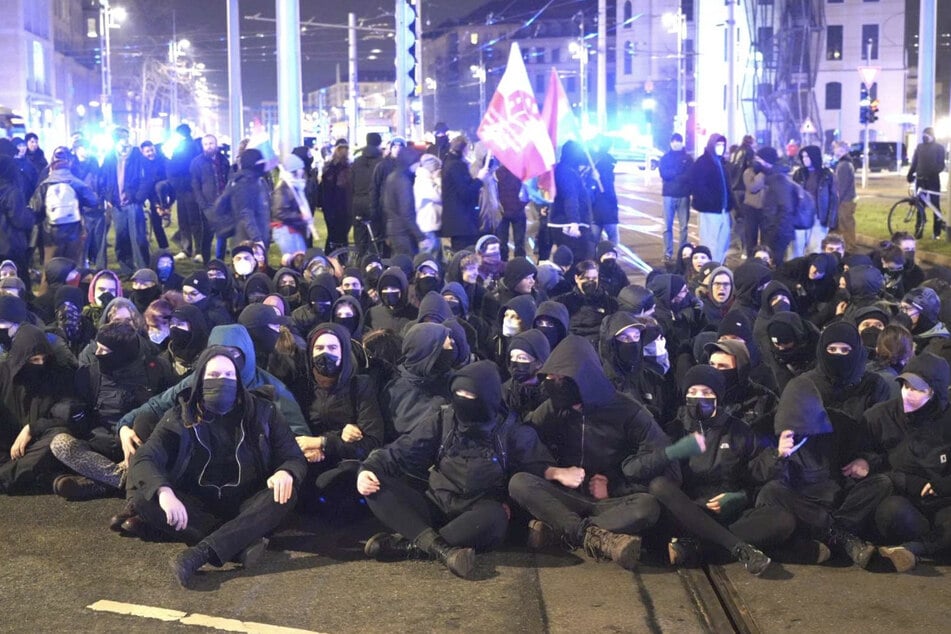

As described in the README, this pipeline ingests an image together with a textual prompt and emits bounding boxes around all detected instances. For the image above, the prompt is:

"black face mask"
[132,287,161,310]
[97,351,127,374]
[535,324,561,351]
[717,368,739,390]
[251,326,280,352]
[18,361,46,381]
[415,277,439,296]
[312,352,342,377]
[314,301,333,320]
[904,251,916,267]
[509,361,535,383]
[581,280,598,296]
[823,353,854,380]
[860,327,882,351]
[616,341,640,369]
[431,348,456,374]
[202,378,238,415]
[335,315,359,335]
[0,327,12,349]
[366,269,382,288]
[343,288,363,300]
[771,298,791,314]
[209,278,229,294]
[543,378,582,411]
[278,284,298,297]
[97,291,116,307]
[381,290,401,307]
[446,299,463,317]
[685,396,717,422]
[453,394,493,425]
[774,345,807,366]
[169,326,193,350]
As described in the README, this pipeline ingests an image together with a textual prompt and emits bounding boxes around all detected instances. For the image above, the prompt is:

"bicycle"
[327,220,387,268]
[887,186,945,240]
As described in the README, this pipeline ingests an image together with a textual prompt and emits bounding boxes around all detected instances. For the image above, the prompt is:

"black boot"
[582,525,642,571]
[414,528,475,579]
[828,525,875,569]
[732,542,771,576]
[170,542,213,588]
[109,500,138,532]
[365,532,427,561]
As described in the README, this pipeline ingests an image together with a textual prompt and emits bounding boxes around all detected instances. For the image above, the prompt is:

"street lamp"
[569,13,588,126]
[98,1,125,127]
[662,9,686,137]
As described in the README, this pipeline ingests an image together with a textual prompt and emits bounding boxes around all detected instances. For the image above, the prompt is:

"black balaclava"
[767,313,813,367]
[450,360,503,432]
[308,284,335,323]
[508,329,551,384]
[816,321,866,387]
[95,322,141,374]
[543,376,582,411]
[130,285,162,313]
[168,305,210,366]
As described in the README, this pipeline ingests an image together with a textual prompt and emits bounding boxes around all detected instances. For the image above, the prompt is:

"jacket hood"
[306,273,341,307]
[417,291,453,324]
[774,375,833,435]
[272,266,303,288]
[509,329,552,364]
[87,270,123,305]
[169,304,210,359]
[759,280,794,316]
[377,266,410,295]
[54,285,86,309]
[845,265,884,298]
[598,310,643,372]
[331,294,365,335]
[183,345,250,422]
[618,285,655,314]
[308,322,356,386]
[842,254,873,269]
[817,321,867,386]
[5,323,53,377]
[207,324,257,386]
[441,281,469,315]
[243,272,274,301]
[150,249,176,272]
[704,134,727,154]
[446,250,474,285]
[704,339,751,386]
[559,140,587,168]
[534,300,569,334]
[44,257,77,286]
[648,273,687,309]
[450,360,504,417]
[900,352,950,409]
[700,265,734,306]
[401,322,451,376]
[732,261,772,308]
[799,145,823,170]
[767,311,818,347]
[501,294,537,329]
[97,297,142,327]
[540,335,616,408]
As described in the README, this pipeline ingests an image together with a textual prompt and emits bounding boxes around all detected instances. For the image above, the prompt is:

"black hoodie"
[162,304,210,377]
[689,134,732,213]
[530,335,677,495]
[150,249,184,291]
[366,266,418,332]
[291,272,340,337]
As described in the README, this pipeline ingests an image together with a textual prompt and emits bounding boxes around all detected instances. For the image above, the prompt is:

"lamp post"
[663,10,686,137]
[98,1,125,127]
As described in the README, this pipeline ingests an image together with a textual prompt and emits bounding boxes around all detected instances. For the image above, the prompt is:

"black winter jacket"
[351,145,383,220]
[440,150,482,238]
[190,152,229,211]
[99,148,151,207]
[659,148,693,198]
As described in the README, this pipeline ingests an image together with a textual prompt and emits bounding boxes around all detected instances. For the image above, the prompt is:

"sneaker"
[582,526,641,571]
[877,545,917,573]
[53,474,109,501]
[668,537,701,567]
[732,543,771,576]
[526,520,557,552]
[173,252,188,261]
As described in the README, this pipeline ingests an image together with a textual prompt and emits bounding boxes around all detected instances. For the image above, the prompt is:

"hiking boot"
[878,546,917,573]
[582,526,641,571]
[109,500,138,532]
[170,543,212,588]
[829,526,875,569]
[732,543,771,576]
[668,537,702,567]
[364,532,426,561]
[237,538,268,568]
[415,528,475,579]
[53,474,108,501]
[526,520,557,552]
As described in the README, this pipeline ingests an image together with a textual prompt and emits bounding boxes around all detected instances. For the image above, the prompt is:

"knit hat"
[366,132,383,147]
[476,234,500,253]
[503,257,537,291]
[0,295,28,323]
[756,146,779,165]
[767,319,799,346]
[239,302,283,330]
[131,268,159,285]
[0,277,26,297]
[552,245,574,268]
[681,364,727,403]
[238,148,265,171]
[182,270,211,297]
[54,285,86,309]
[96,321,140,366]
[596,241,618,261]
[717,311,752,342]
[282,153,304,173]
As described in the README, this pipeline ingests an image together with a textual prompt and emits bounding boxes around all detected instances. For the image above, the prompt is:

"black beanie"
[239,148,265,173]
[503,257,537,291]
[681,364,726,403]
[767,320,798,346]
[182,271,212,297]
[0,295,28,323]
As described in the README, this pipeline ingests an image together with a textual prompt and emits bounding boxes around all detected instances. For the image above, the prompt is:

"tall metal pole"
[479,49,486,116]
[394,0,408,137]
[276,0,302,156]
[726,0,736,143]
[917,0,937,132]
[101,1,113,126]
[863,40,871,190]
[676,10,686,137]
[170,11,178,129]
[578,17,587,127]
[227,0,244,151]
[596,0,607,130]
[348,12,359,149]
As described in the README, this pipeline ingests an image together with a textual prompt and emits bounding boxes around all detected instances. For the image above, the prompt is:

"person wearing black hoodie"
[705,339,778,430]
[777,252,839,324]
[596,241,628,298]
[502,329,551,420]
[509,335,674,570]
[765,311,820,393]
[549,140,594,262]
[793,145,837,255]
[647,273,704,361]
[900,287,951,358]
[352,133,385,257]
[126,346,307,587]
[151,250,184,292]
[553,260,619,346]
[532,300,570,353]
[360,361,555,579]
[750,375,892,567]
[648,365,780,574]
[291,272,340,337]
[0,324,78,493]
[860,353,951,571]
[382,145,424,257]
[752,146,796,263]
[366,266,418,332]
[487,294,536,374]
[689,134,733,263]
[182,271,233,328]
[0,155,34,293]
[163,304,210,379]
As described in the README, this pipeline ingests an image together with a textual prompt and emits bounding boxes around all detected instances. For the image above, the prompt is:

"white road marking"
[87,600,324,634]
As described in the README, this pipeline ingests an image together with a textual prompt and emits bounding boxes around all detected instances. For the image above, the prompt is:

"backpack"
[45,182,81,225]
[790,181,817,230]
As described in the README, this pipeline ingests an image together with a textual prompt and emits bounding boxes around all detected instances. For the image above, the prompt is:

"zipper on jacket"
[580,412,586,469]
[195,422,247,500]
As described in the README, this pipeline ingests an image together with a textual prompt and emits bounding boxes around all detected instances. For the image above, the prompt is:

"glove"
[665,434,704,461]
[714,491,748,518]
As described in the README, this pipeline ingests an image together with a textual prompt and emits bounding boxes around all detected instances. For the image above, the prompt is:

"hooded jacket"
[117,324,308,436]
[548,141,592,228]
[350,143,383,220]
[366,266,418,332]
[697,264,735,326]
[532,300,570,350]
[440,148,483,238]
[383,148,424,241]
[553,280,619,347]
[304,323,384,462]
[364,360,553,515]
[764,311,820,392]
[162,304,210,376]
[617,285,655,315]
[793,146,837,228]
[502,329,551,419]
[689,134,733,213]
[291,273,340,337]
[150,249,184,291]
[530,335,676,495]
[229,169,272,244]
[127,345,307,503]
[648,273,704,356]
[0,156,34,259]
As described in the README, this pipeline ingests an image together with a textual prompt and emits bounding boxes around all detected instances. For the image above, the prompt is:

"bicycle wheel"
[328,245,361,269]
[887,197,925,239]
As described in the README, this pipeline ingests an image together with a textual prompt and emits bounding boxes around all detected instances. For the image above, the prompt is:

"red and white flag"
[477,43,555,181]
[538,67,581,197]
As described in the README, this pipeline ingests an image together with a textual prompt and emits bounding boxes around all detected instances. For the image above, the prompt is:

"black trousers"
[648,476,796,552]
[874,494,951,556]
[302,459,367,521]
[496,215,527,260]
[754,474,893,538]
[508,472,660,546]
[744,207,766,256]
[323,210,351,253]
[550,227,594,264]
[366,472,508,551]
[0,425,69,494]
[131,486,297,564]
[535,208,552,260]
[147,204,169,249]
[175,192,201,257]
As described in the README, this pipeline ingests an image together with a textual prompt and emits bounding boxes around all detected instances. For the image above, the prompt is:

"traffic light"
[859,85,870,125]
[868,99,879,124]
[395,0,418,98]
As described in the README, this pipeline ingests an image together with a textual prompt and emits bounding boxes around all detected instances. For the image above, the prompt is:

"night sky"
[113,0,489,107]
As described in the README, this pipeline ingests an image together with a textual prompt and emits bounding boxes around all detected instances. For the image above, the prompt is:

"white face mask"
[149,328,169,344]
[502,320,520,338]
[714,143,725,157]
[901,385,931,413]
[234,260,255,277]
[670,142,684,151]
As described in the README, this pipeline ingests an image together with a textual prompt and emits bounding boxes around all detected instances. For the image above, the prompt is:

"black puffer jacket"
[529,335,677,495]
[350,144,383,221]
[440,149,482,238]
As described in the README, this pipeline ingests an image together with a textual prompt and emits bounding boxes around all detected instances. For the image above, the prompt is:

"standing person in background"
[690,134,733,263]
[907,126,946,240]
[729,135,756,257]
[590,137,619,245]
[71,139,103,268]
[441,135,487,251]
[24,132,48,175]
[659,133,693,264]
[0,157,34,293]
[228,149,272,252]
[549,140,593,263]
[383,146,424,257]
[495,163,527,260]
[166,124,202,262]
[190,135,230,261]
[414,153,443,257]
[271,154,313,257]
[318,139,353,253]
[30,146,98,266]
[140,141,170,251]
[351,133,384,257]
[793,146,837,255]
[741,147,767,256]
[832,141,857,253]
[426,122,451,162]
[99,128,151,276]
[369,137,406,257]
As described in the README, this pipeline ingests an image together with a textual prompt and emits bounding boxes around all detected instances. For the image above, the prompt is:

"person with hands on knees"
[508,335,672,571]
[647,365,783,575]
[125,346,307,588]
[358,361,554,579]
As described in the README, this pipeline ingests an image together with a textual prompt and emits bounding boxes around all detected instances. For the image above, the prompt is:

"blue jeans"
[272,225,306,256]
[114,203,150,275]
[590,223,619,245]
[663,196,690,259]
[698,211,732,264]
